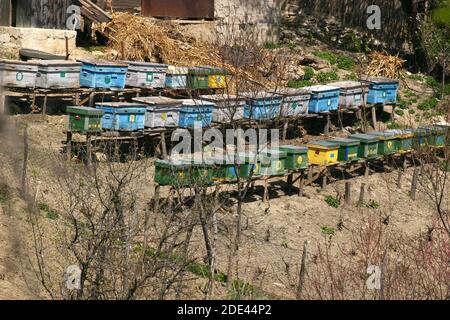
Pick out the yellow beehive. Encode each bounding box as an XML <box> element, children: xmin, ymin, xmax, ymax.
<box><xmin>307</xmin><ymin>141</ymin><xmax>340</xmax><ymax>166</ymax></box>
<box><xmin>208</xmin><ymin>74</ymin><xmax>228</xmax><ymax>89</ymax></box>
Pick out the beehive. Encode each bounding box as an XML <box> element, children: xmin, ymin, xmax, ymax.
<box><xmin>0</xmin><ymin>59</ymin><xmax>39</xmax><ymax>88</ymax></box>
<box><xmin>328</xmin><ymin>138</ymin><xmax>360</xmax><ymax>162</ymax></box>
<box><xmin>179</xmin><ymin>158</ymin><xmax>213</xmax><ymax>186</ymax></box>
<box><xmin>198</xmin><ymin>66</ymin><xmax>230</xmax><ymax>89</ymax></box>
<box><xmin>154</xmin><ymin>160</ymin><xmax>192</xmax><ymax>186</ymax></box>
<box><xmin>165</xmin><ymin>66</ymin><xmax>188</xmax><ymax>89</ymax></box>
<box><xmin>348</xmin><ymin>134</ymin><xmax>380</xmax><ymax>159</ymax></box>
<box><xmin>306</xmin><ymin>85</ymin><xmax>341</xmax><ymax>113</ymax></box>
<box><xmin>242</xmin><ymin>92</ymin><xmax>282</xmax><ymax>120</ymax></box>
<box><xmin>410</xmin><ymin>128</ymin><xmax>431</xmax><ymax>149</ymax></box>
<box><xmin>307</xmin><ymin>141</ymin><xmax>339</xmax><ymax>166</ymax></box>
<box><xmin>275</xmin><ymin>145</ymin><xmax>308</xmax><ymax>170</ymax></box>
<box><xmin>200</xmin><ymin>94</ymin><xmax>246</xmax><ymax>123</ymax></box>
<box><xmin>272</xmin><ymin>88</ymin><xmax>310</xmax><ymax>117</ymax></box>
<box><xmin>385</xmin><ymin>130</ymin><xmax>414</xmax><ymax>153</ymax></box>
<box><xmin>133</xmin><ymin>96</ymin><xmax>181</xmax><ymax>128</ymax></box>
<box><xmin>179</xmin><ymin>99</ymin><xmax>215</xmax><ymax>128</ymax></box>
<box><xmin>258</xmin><ymin>150</ymin><xmax>287</xmax><ymax>176</ymax></box>
<box><xmin>78</xmin><ymin>59</ymin><xmax>128</xmax><ymax>89</ymax></box>
<box><xmin>187</xmin><ymin>67</ymin><xmax>209</xmax><ymax>89</ymax></box>
<box><xmin>328</xmin><ymin>81</ymin><xmax>368</xmax><ymax>109</ymax></box>
<box><xmin>124</xmin><ymin>61</ymin><xmax>168</xmax><ymax>89</ymax></box>
<box><xmin>66</xmin><ymin>106</ymin><xmax>104</xmax><ymax>133</ymax></box>
<box><xmin>35</xmin><ymin>60</ymin><xmax>81</xmax><ymax>89</ymax></box>
<box><xmin>96</xmin><ymin>102</ymin><xmax>146</xmax><ymax>131</ymax></box>
<box><xmin>368</xmin><ymin>131</ymin><xmax>398</xmax><ymax>155</ymax></box>
<box><xmin>363</xmin><ymin>77</ymin><xmax>399</xmax><ymax>105</ymax></box>
<box><xmin>419</xmin><ymin>125</ymin><xmax>447</xmax><ymax>147</ymax></box>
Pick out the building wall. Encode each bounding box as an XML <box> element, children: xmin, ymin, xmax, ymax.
<box><xmin>214</xmin><ymin>0</ymin><xmax>281</xmax><ymax>45</ymax></box>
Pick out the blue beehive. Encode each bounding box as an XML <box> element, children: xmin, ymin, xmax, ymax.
<box><xmin>242</xmin><ymin>92</ymin><xmax>282</xmax><ymax>120</ymax></box>
<box><xmin>364</xmin><ymin>77</ymin><xmax>399</xmax><ymax>104</ymax></box>
<box><xmin>165</xmin><ymin>66</ymin><xmax>188</xmax><ymax>89</ymax></box>
<box><xmin>78</xmin><ymin>59</ymin><xmax>128</xmax><ymax>89</ymax></box>
<box><xmin>179</xmin><ymin>99</ymin><xmax>215</xmax><ymax>128</ymax></box>
<box><xmin>306</xmin><ymin>85</ymin><xmax>341</xmax><ymax>113</ymax></box>
<box><xmin>96</xmin><ymin>102</ymin><xmax>146</xmax><ymax>131</ymax></box>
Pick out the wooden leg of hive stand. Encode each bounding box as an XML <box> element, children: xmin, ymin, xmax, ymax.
<box><xmin>154</xmin><ymin>184</ymin><xmax>161</xmax><ymax>213</ymax></box>
<box><xmin>263</xmin><ymin>177</ymin><xmax>269</xmax><ymax>204</ymax></box>
<box><xmin>287</xmin><ymin>173</ymin><xmax>293</xmax><ymax>194</ymax></box>
<box><xmin>298</xmin><ymin>172</ymin><xmax>304</xmax><ymax>197</ymax></box>
<box><xmin>42</xmin><ymin>94</ymin><xmax>48</xmax><ymax>115</ymax></box>
<box><xmin>371</xmin><ymin>106</ymin><xmax>377</xmax><ymax>130</ymax></box>
<box><xmin>86</xmin><ymin>133</ymin><xmax>92</xmax><ymax>168</ymax></box>
<box><xmin>66</xmin><ymin>131</ymin><xmax>73</xmax><ymax>161</ymax></box>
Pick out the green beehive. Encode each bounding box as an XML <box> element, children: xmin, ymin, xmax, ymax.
<box><xmin>386</xmin><ymin>130</ymin><xmax>414</xmax><ymax>153</ymax></box>
<box><xmin>348</xmin><ymin>134</ymin><xmax>380</xmax><ymax>159</ymax></box>
<box><xmin>154</xmin><ymin>160</ymin><xmax>191</xmax><ymax>186</ymax></box>
<box><xmin>328</xmin><ymin>138</ymin><xmax>360</xmax><ymax>162</ymax></box>
<box><xmin>275</xmin><ymin>145</ymin><xmax>308</xmax><ymax>170</ymax></box>
<box><xmin>208</xmin><ymin>154</ymin><xmax>237</xmax><ymax>182</ymax></box>
<box><xmin>181</xmin><ymin>159</ymin><xmax>214</xmax><ymax>186</ymax></box>
<box><xmin>420</xmin><ymin>125</ymin><xmax>447</xmax><ymax>147</ymax></box>
<box><xmin>258</xmin><ymin>150</ymin><xmax>287</xmax><ymax>176</ymax></box>
<box><xmin>67</xmin><ymin>106</ymin><xmax>104</xmax><ymax>133</ymax></box>
<box><xmin>187</xmin><ymin>67</ymin><xmax>209</xmax><ymax>89</ymax></box>
<box><xmin>368</xmin><ymin>131</ymin><xmax>398</xmax><ymax>155</ymax></box>
<box><xmin>411</xmin><ymin>128</ymin><xmax>431</xmax><ymax>149</ymax></box>
<box><xmin>210</xmin><ymin>152</ymin><xmax>261</xmax><ymax>181</ymax></box>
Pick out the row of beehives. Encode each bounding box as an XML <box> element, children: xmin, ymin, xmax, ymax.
<box><xmin>66</xmin><ymin>78</ymin><xmax>400</xmax><ymax>133</ymax></box>
<box><xmin>154</xmin><ymin>125</ymin><xmax>448</xmax><ymax>186</ymax></box>
<box><xmin>0</xmin><ymin>59</ymin><xmax>228</xmax><ymax>90</ymax></box>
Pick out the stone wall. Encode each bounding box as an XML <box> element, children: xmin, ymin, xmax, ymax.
<box><xmin>214</xmin><ymin>0</ymin><xmax>281</xmax><ymax>45</ymax></box>
<box><xmin>0</xmin><ymin>27</ymin><xmax>77</xmax><ymax>55</ymax></box>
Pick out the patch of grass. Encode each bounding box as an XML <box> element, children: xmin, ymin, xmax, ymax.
<box><xmin>316</xmin><ymin>70</ymin><xmax>339</xmax><ymax>83</ymax></box>
<box><xmin>418</xmin><ymin>97</ymin><xmax>439</xmax><ymax>111</ymax></box>
<box><xmin>264</xmin><ymin>42</ymin><xmax>283</xmax><ymax>50</ymax></box>
<box><xmin>324</xmin><ymin>195</ymin><xmax>340</xmax><ymax>208</ymax></box>
<box><xmin>281</xmin><ymin>240</ymin><xmax>289</xmax><ymax>249</ymax></box>
<box><xmin>303</xmin><ymin>66</ymin><xmax>315</xmax><ymax>81</ymax></box>
<box><xmin>313</xmin><ymin>50</ymin><xmax>355</xmax><ymax>70</ymax></box>
<box><xmin>38</xmin><ymin>203</ymin><xmax>59</xmax><ymax>220</ymax></box>
<box><xmin>394</xmin><ymin>109</ymin><xmax>405</xmax><ymax>116</ymax></box>
<box><xmin>386</xmin><ymin>121</ymin><xmax>404</xmax><ymax>129</ymax></box>
<box><xmin>83</xmin><ymin>45</ymin><xmax>106</xmax><ymax>53</ymax></box>
<box><xmin>345</xmin><ymin>72</ymin><xmax>358</xmax><ymax>81</ymax></box>
<box><xmin>364</xmin><ymin>199</ymin><xmax>381</xmax><ymax>209</ymax></box>
<box><xmin>287</xmin><ymin>79</ymin><xmax>312</xmax><ymax>88</ymax></box>
<box><xmin>321</xmin><ymin>226</ymin><xmax>336</xmax><ymax>236</ymax></box>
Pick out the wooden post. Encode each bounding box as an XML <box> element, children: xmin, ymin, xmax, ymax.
<box><xmin>287</xmin><ymin>173</ymin><xmax>293</xmax><ymax>193</ymax></box>
<box><xmin>283</xmin><ymin>121</ymin><xmax>288</xmax><ymax>141</ymax></box>
<box><xmin>65</xmin><ymin>36</ymin><xmax>70</xmax><ymax>60</ymax></box>
<box><xmin>86</xmin><ymin>133</ymin><xmax>92</xmax><ymax>168</ymax></box>
<box><xmin>0</xmin><ymin>92</ymin><xmax>5</xmax><ymax>114</ymax></box>
<box><xmin>321</xmin><ymin>173</ymin><xmax>327</xmax><ymax>189</ymax></box>
<box><xmin>308</xmin><ymin>166</ymin><xmax>313</xmax><ymax>181</ymax></box>
<box><xmin>345</xmin><ymin>181</ymin><xmax>351</xmax><ymax>204</ymax></box>
<box><xmin>371</xmin><ymin>106</ymin><xmax>377</xmax><ymax>130</ymax></box>
<box><xmin>168</xmin><ymin>187</ymin><xmax>174</xmax><ymax>211</ymax></box>
<box><xmin>89</xmin><ymin>92</ymin><xmax>95</xmax><ymax>108</ymax></box>
<box><xmin>160</xmin><ymin>132</ymin><xmax>168</xmax><ymax>160</ymax></box>
<box><xmin>31</xmin><ymin>92</ymin><xmax>36</xmax><ymax>112</ymax></box>
<box><xmin>324</xmin><ymin>112</ymin><xmax>331</xmax><ymax>135</ymax></box>
<box><xmin>42</xmin><ymin>94</ymin><xmax>48</xmax><ymax>115</ymax></box>
<box><xmin>296</xmin><ymin>240</ymin><xmax>308</xmax><ymax>300</ymax></box>
<box><xmin>410</xmin><ymin>167</ymin><xmax>419</xmax><ymax>200</ymax></box>
<box><xmin>75</xmin><ymin>93</ymin><xmax>80</xmax><ymax>106</ymax></box>
<box><xmin>66</xmin><ymin>131</ymin><xmax>73</xmax><ymax>161</ymax></box>
<box><xmin>263</xmin><ymin>177</ymin><xmax>269</xmax><ymax>204</ymax></box>
<box><xmin>396</xmin><ymin>169</ymin><xmax>403</xmax><ymax>188</ymax></box>
<box><xmin>298</xmin><ymin>173</ymin><xmax>304</xmax><ymax>197</ymax></box>
<box><xmin>358</xmin><ymin>183</ymin><xmax>366</xmax><ymax>206</ymax></box>
<box><xmin>21</xmin><ymin>128</ymin><xmax>29</xmax><ymax>198</ymax></box>
<box><xmin>364</xmin><ymin>162</ymin><xmax>370</xmax><ymax>178</ymax></box>
<box><xmin>154</xmin><ymin>184</ymin><xmax>161</xmax><ymax>213</ymax></box>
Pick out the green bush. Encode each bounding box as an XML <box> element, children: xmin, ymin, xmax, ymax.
<box><xmin>38</xmin><ymin>203</ymin><xmax>59</xmax><ymax>220</ymax></box>
<box><xmin>316</xmin><ymin>71</ymin><xmax>339</xmax><ymax>83</ymax></box>
<box><xmin>324</xmin><ymin>195</ymin><xmax>340</xmax><ymax>208</ymax></box>
<box><xmin>364</xmin><ymin>199</ymin><xmax>381</xmax><ymax>209</ymax></box>
<box><xmin>287</xmin><ymin>79</ymin><xmax>312</xmax><ymax>88</ymax></box>
<box><xmin>337</xmin><ymin>55</ymin><xmax>355</xmax><ymax>70</ymax></box>
<box><xmin>418</xmin><ymin>97</ymin><xmax>439</xmax><ymax>111</ymax></box>
<box><xmin>264</xmin><ymin>42</ymin><xmax>283</xmax><ymax>49</ymax></box>
<box><xmin>303</xmin><ymin>66</ymin><xmax>315</xmax><ymax>80</ymax></box>
<box><xmin>394</xmin><ymin>109</ymin><xmax>405</xmax><ymax>116</ymax></box>
<box><xmin>314</xmin><ymin>50</ymin><xmax>355</xmax><ymax>70</ymax></box>
<box><xmin>321</xmin><ymin>226</ymin><xmax>336</xmax><ymax>236</ymax></box>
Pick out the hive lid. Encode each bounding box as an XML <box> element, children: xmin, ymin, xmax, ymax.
<box><xmin>199</xmin><ymin>94</ymin><xmax>245</xmax><ymax>103</ymax></box>
<box><xmin>77</xmin><ymin>59</ymin><xmax>128</xmax><ymax>67</ymax></box>
<box><xmin>419</xmin><ymin>125</ymin><xmax>447</xmax><ymax>134</ymax></box>
<box><xmin>259</xmin><ymin>149</ymin><xmax>288</xmax><ymax>159</ymax></box>
<box><xmin>132</xmin><ymin>96</ymin><xmax>181</xmax><ymax>106</ymax></box>
<box><xmin>182</xmin><ymin>99</ymin><xmax>216</xmax><ymax>107</ymax></box>
<box><xmin>368</xmin><ymin>131</ymin><xmax>397</xmax><ymax>140</ymax></box>
<box><xmin>155</xmin><ymin>159</ymin><xmax>191</xmax><ymax>169</ymax></box>
<box><xmin>307</xmin><ymin>140</ymin><xmax>340</xmax><ymax>149</ymax></box>
<box><xmin>305</xmin><ymin>85</ymin><xmax>341</xmax><ymax>93</ymax></box>
<box><xmin>328</xmin><ymin>81</ymin><xmax>368</xmax><ymax>90</ymax></box>
<box><xmin>385</xmin><ymin>129</ymin><xmax>413</xmax><ymax>138</ymax></box>
<box><xmin>0</xmin><ymin>59</ymin><xmax>40</xmax><ymax>66</ymax></box>
<box><xmin>123</xmin><ymin>60</ymin><xmax>168</xmax><ymax>68</ymax></box>
<box><xmin>348</xmin><ymin>134</ymin><xmax>380</xmax><ymax>143</ymax></box>
<box><xmin>33</xmin><ymin>60</ymin><xmax>82</xmax><ymax>67</ymax></box>
<box><xmin>66</xmin><ymin>106</ymin><xmax>104</xmax><ymax>116</ymax></box>
<box><xmin>270</xmin><ymin>88</ymin><xmax>311</xmax><ymax>97</ymax></box>
<box><xmin>96</xmin><ymin>102</ymin><xmax>147</xmax><ymax>108</ymax></box>
<box><xmin>276</xmin><ymin>145</ymin><xmax>308</xmax><ymax>153</ymax></box>
<box><xmin>196</xmin><ymin>65</ymin><xmax>230</xmax><ymax>75</ymax></box>
<box><xmin>167</xmin><ymin>65</ymin><xmax>189</xmax><ymax>74</ymax></box>
<box><xmin>240</xmin><ymin>91</ymin><xmax>281</xmax><ymax>100</ymax></box>
<box><xmin>361</xmin><ymin>76</ymin><xmax>400</xmax><ymax>85</ymax></box>
<box><xmin>328</xmin><ymin>138</ymin><xmax>360</xmax><ymax>146</ymax></box>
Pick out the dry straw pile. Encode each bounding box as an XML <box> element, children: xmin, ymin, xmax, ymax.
<box><xmin>367</xmin><ymin>52</ymin><xmax>405</xmax><ymax>78</ymax></box>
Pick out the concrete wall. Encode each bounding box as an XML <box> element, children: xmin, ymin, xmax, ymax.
<box><xmin>0</xmin><ymin>27</ymin><xmax>77</xmax><ymax>55</ymax></box>
<box><xmin>214</xmin><ymin>0</ymin><xmax>281</xmax><ymax>45</ymax></box>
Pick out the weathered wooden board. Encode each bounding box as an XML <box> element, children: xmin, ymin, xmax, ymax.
<box><xmin>0</xmin><ymin>0</ymin><xmax>11</xmax><ymax>26</ymax></box>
